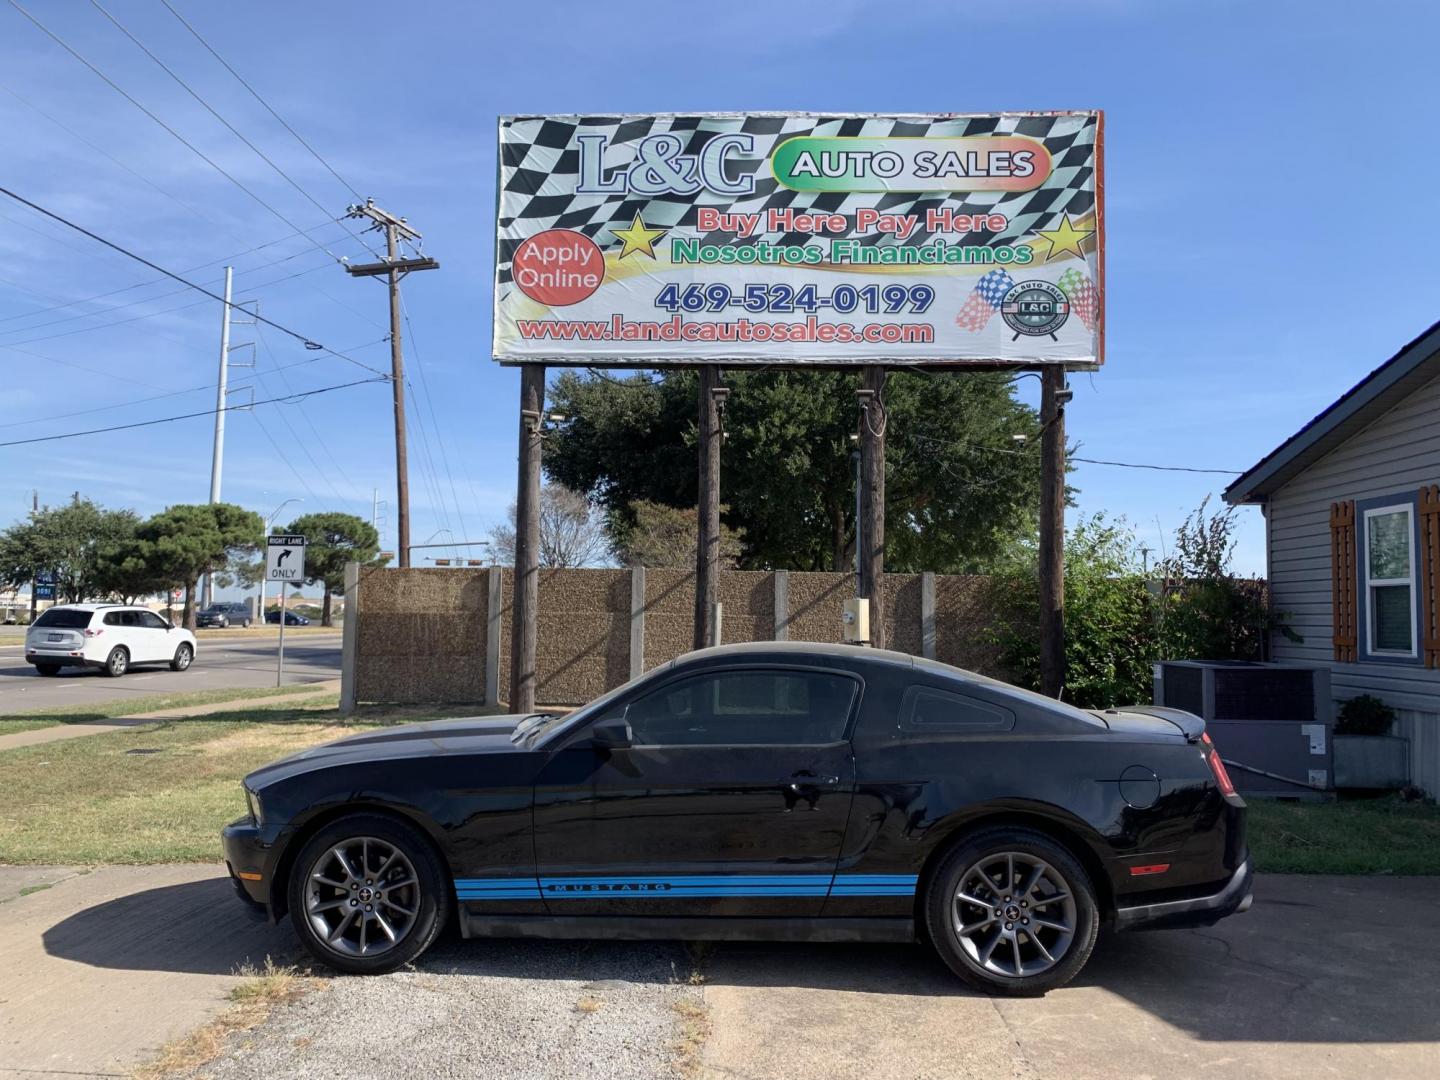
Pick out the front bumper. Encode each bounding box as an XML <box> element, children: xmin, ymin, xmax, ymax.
<box><xmin>222</xmin><ymin>815</ymin><xmax>279</xmax><ymax>917</ymax></box>
<box><xmin>1113</xmin><ymin>857</ymin><xmax>1254</xmax><ymax>931</ymax></box>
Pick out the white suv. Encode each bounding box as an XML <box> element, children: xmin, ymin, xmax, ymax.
<box><xmin>26</xmin><ymin>603</ymin><xmax>198</xmax><ymax>678</ymax></box>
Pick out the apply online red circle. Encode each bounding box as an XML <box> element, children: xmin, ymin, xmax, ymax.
<box><xmin>511</xmin><ymin>229</ymin><xmax>604</xmax><ymax>306</ymax></box>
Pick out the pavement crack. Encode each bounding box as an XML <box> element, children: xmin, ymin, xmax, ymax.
<box><xmin>987</xmin><ymin>994</ymin><xmax>1041</xmax><ymax>1080</ymax></box>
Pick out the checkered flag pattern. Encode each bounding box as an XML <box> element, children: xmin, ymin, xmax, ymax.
<box><xmin>496</xmin><ymin>113</ymin><xmax>1099</xmax><ymax>292</ymax></box>
<box><xmin>955</xmin><ymin>269</ymin><xmax>1016</xmax><ymax>332</ymax></box>
<box><xmin>1057</xmin><ymin>268</ymin><xmax>1099</xmax><ymax>330</ymax></box>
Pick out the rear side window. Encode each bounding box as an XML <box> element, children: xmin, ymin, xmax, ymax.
<box><xmin>34</xmin><ymin>609</ymin><xmax>92</xmax><ymax>629</ymax></box>
<box><xmin>900</xmin><ymin>685</ymin><xmax>1015</xmax><ymax>733</ymax></box>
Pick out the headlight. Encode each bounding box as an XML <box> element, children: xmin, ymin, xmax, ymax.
<box><xmin>245</xmin><ymin>787</ymin><xmax>262</xmax><ymax>824</ymax></box>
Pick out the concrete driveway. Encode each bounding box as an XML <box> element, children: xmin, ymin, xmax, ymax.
<box><xmin>0</xmin><ymin>633</ymin><xmax>341</xmax><ymax>715</ymax></box>
<box><xmin>2</xmin><ymin>870</ymin><xmax>1436</xmax><ymax>1079</ymax></box>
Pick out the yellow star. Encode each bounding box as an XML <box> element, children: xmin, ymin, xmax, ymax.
<box><xmin>1028</xmin><ymin>214</ymin><xmax>1094</xmax><ymax>262</ymax></box>
<box><xmin>610</xmin><ymin>212</ymin><xmax>666</xmax><ymax>260</ymax></box>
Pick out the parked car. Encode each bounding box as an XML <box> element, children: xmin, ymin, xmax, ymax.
<box><xmin>26</xmin><ymin>603</ymin><xmax>197</xmax><ymax>677</ymax></box>
<box><xmin>197</xmin><ymin>602</ymin><xmax>253</xmax><ymax>629</ymax></box>
<box><xmin>264</xmin><ymin>610</ymin><xmax>310</xmax><ymax>626</ymax></box>
<box><xmin>223</xmin><ymin>642</ymin><xmax>1251</xmax><ymax>994</ymax></box>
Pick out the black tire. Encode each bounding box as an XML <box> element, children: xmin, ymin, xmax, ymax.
<box><xmin>287</xmin><ymin>813</ymin><xmax>449</xmax><ymax>975</ymax></box>
<box><xmin>924</xmin><ymin>827</ymin><xmax>1099</xmax><ymax>996</ymax></box>
<box><xmin>240</xmin><ymin>619</ymin><xmax>251</xmax><ymax>629</ymax></box>
<box><xmin>170</xmin><ymin>643</ymin><xmax>194</xmax><ymax>672</ymax></box>
<box><xmin>34</xmin><ymin>663</ymin><xmax>61</xmax><ymax>677</ymax></box>
<box><xmin>103</xmin><ymin>646</ymin><xmax>129</xmax><ymax>678</ymax></box>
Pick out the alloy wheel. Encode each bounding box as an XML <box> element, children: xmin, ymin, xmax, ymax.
<box><xmin>304</xmin><ymin>837</ymin><xmax>421</xmax><ymax>958</ymax></box>
<box><xmin>952</xmin><ymin>851</ymin><xmax>1077</xmax><ymax>979</ymax></box>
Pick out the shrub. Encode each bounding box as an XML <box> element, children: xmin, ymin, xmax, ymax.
<box><xmin>1336</xmin><ymin>694</ymin><xmax>1395</xmax><ymax>737</ymax></box>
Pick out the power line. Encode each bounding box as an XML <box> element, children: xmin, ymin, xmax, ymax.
<box><xmin>0</xmin><ymin>377</ymin><xmax>386</xmax><ymax>448</ymax></box>
<box><xmin>400</xmin><ymin>293</ymin><xmax>472</xmax><ymax>552</ymax></box>
<box><xmin>85</xmin><ymin>0</ymin><xmax>381</xmax><ymax>263</ymax></box>
<box><xmin>1071</xmin><ymin>455</ymin><xmax>1239</xmax><ymax>476</ymax></box>
<box><xmin>158</xmin><ymin>0</ymin><xmax>365</xmax><ymax>203</ymax></box>
<box><xmin>0</xmin><ymin>185</ymin><xmax>388</xmax><ymax>377</ymax></box>
<box><xmin>6</xmin><ymin>0</ymin><xmax>344</xmax><ymax>264</ymax></box>
<box><xmin>0</xmin><ymin>337</ymin><xmax>388</xmax><ymax>430</ymax></box>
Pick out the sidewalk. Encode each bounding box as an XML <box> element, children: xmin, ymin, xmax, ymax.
<box><xmin>0</xmin><ymin>680</ymin><xmax>340</xmax><ymax>753</ymax></box>
<box><xmin>0</xmin><ymin>864</ymin><xmax>294</xmax><ymax>1078</ymax></box>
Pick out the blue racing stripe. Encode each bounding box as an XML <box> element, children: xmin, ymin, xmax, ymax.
<box><xmin>454</xmin><ymin>871</ymin><xmax>920</xmax><ymax>901</ymax></box>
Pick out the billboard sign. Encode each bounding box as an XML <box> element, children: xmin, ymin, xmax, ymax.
<box><xmin>494</xmin><ymin>112</ymin><xmax>1103</xmax><ymax>368</ymax></box>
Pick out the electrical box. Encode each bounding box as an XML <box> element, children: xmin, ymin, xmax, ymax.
<box><xmin>842</xmin><ymin>598</ymin><xmax>870</xmax><ymax>644</ymax></box>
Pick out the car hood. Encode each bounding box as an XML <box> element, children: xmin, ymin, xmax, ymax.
<box><xmin>244</xmin><ymin>713</ymin><xmax>540</xmax><ymax>789</ymax></box>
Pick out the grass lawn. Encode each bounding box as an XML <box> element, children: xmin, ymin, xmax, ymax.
<box><xmin>0</xmin><ymin>685</ymin><xmax>336</xmax><ymax>736</ymax></box>
<box><xmin>0</xmin><ymin>701</ymin><xmax>483</xmax><ymax>863</ymax></box>
<box><xmin>1247</xmin><ymin>794</ymin><xmax>1440</xmax><ymax>875</ymax></box>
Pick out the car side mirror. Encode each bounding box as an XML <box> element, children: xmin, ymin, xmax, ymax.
<box><xmin>591</xmin><ymin>717</ymin><xmax>632</xmax><ymax>749</ymax></box>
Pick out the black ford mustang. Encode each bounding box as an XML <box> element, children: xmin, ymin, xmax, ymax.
<box><xmin>223</xmin><ymin>642</ymin><xmax>1252</xmax><ymax>995</ymax></box>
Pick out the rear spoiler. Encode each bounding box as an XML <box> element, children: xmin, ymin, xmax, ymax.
<box><xmin>1117</xmin><ymin>706</ymin><xmax>1206</xmax><ymax>743</ymax></box>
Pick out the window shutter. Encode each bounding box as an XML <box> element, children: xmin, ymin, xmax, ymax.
<box><xmin>1330</xmin><ymin>500</ymin><xmax>1357</xmax><ymax>663</ymax></box>
<box><xmin>1421</xmin><ymin>485</ymin><xmax>1440</xmax><ymax>669</ymax></box>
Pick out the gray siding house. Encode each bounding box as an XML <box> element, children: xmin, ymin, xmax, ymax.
<box><xmin>1225</xmin><ymin>322</ymin><xmax>1440</xmax><ymax>797</ymax></box>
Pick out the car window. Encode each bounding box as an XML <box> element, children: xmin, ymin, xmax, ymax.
<box><xmin>899</xmin><ymin>685</ymin><xmax>1015</xmax><ymax>733</ymax></box>
<box><xmin>103</xmin><ymin>612</ymin><xmax>122</xmax><ymax>626</ymax></box>
<box><xmin>616</xmin><ymin>669</ymin><xmax>857</xmax><ymax>747</ymax></box>
<box><xmin>137</xmin><ymin>611</ymin><xmax>169</xmax><ymax>630</ymax></box>
<box><xmin>117</xmin><ymin>610</ymin><xmax>138</xmax><ymax>627</ymax></box>
<box><xmin>34</xmin><ymin>609</ymin><xmax>92</xmax><ymax>629</ymax></box>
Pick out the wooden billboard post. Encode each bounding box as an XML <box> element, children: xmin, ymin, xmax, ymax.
<box><xmin>510</xmin><ymin>365</ymin><xmax>546</xmax><ymax>712</ymax></box>
<box><xmin>856</xmin><ymin>366</ymin><xmax>888</xmax><ymax>649</ymax></box>
<box><xmin>694</xmin><ymin>366</ymin><xmax>727</xmax><ymax>649</ymax></box>
<box><xmin>1038</xmin><ymin>366</ymin><xmax>1069</xmax><ymax>698</ymax></box>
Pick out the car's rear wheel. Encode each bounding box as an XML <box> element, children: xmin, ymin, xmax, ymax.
<box><xmin>34</xmin><ymin>663</ymin><xmax>60</xmax><ymax>677</ymax></box>
<box><xmin>288</xmin><ymin>813</ymin><xmax>448</xmax><ymax>975</ymax></box>
<box><xmin>925</xmin><ymin>827</ymin><xmax>1099</xmax><ymax>996</ymax></box>
<box><xmin>103</xmin><ymin>647</ymin><xmax>129</xmax><ymax>678</ymax></box>
<box><xmin>170</xmin><ymin>643</ymin><xmax>193</xmax><ymax>672</ymax></box>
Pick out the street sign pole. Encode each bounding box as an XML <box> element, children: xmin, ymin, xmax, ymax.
<box><xmin>277</xmin><ymin>584</ymin><xmax>287</xmax><ymax>687</ymax></box>
<box><xmin>266</xmin><ymin>535</ymin><xmax>307</xmax><ymax>688</ymax></box>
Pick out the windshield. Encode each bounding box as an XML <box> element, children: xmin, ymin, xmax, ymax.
<box><xmin>33</xmin><ymin>608</ymin><xmax>91</xmax><ymax>629</ymax></box>
<box><xmin>511</xmin><ymin>661</ymin><xmax>674</xmax><ymax>748</ymax></box>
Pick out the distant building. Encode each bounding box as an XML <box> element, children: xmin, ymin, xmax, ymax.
<box><xmin>1226</xmin><ymin>321</ymin><xmax>1440</xmax><ymax>796</ymax></box>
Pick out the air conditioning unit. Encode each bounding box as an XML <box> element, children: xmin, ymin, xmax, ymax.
<box><xmin>1153</xmin><ymin>661</ymin><xmax>1333</xmax><ymax>797</ymax></box>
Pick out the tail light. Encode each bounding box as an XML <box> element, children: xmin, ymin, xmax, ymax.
<box><xmin>83</xmin><ymin>628</ymin><xmax>104</xmax><ymax>638</ymax></box>
<box><xmin>1201</xmin><ymin>732</ymin><xmax>1236</xmax><ymax>797</ymax></box>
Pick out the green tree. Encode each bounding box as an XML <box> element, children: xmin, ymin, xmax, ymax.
<box><xmin>0</xmin><ymin>496</ymin><xmax>139</xmax><ymax>604</ymax></box>
<box><xmin>284</xmin><ymin>512</ymin><xmax>380</xmax><ymax>627</ymax></box>
<box><xmin>611</xmin><ymin>499</ymin><xmax>745</xmax><ymax>568</ymax></box>
<box><xmin>131</xmin><ymin>503</ymin><xmax>264</xmax><ymax>630</ymax></box>
<box><xmin>544</xmin><ymin>368</ymin><xmax>1041</xmax><ymax>573</ymax></box>
<box><xmin>987</xmin><ymin>514</ymin><xmax>1156</xmax><ymax>709</ymax></box>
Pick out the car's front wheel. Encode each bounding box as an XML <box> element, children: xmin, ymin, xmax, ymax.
<box><xmin>103</xmin><ymin>647</ymin><xmax>129</xmax><ymax>678</ymax></box>
<box><xmin>925</xmin><ymin>827</ymin><xmax>1099</xmax><ymax>996</ymax></box>
<box><xmin>288</xmin><ymin>813</ymin><xmax>449</xmax><ymax>975</ymax></box>
<box><xmin>170</xmin><ymin>643</ymin><xmax>193</xmax><ymax>672</ymax></box>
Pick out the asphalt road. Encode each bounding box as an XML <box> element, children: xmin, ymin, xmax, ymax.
<box><xmin>0</xmin><ymin>632</ymin><xmax>342</xmax><ymax>716</ymax></box>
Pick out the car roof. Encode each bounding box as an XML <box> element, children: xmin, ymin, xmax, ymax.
<box><xmin>44</xmin><ymin>602</ymin><xmax>131</xmax><ymax>612</ymax></box>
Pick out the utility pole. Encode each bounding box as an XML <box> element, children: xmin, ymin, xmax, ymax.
<box><xmin>1039</xmin><ymin>367</ymin><xmax>1070</xmax><ymax>698</ymax></box>
<box><xmin>510</xmin><ymin>366</ymin><xmax>545</xmax><ymax>711</ymax></box>
<box><xmin>856</xmin><ymin>366</ymin><xmax>887</xmax><ymax>649</ymax></box>
<box><xmin>345</xmin><ymin>200</ymin><xmax>440</xmax><ymax>569</ymax></box>
<box><xmin>694</xmin><ymin>367</ymin><xmax>727</xmax><ymax>649</ymax></box>
<box><xmin>203</xmin><ymin>266</ymin><xmax>234</xmax><ymax>609</ymax></box>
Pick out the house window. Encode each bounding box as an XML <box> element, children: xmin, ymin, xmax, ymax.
<box><xmin>1363</xmin><ymin>504</ymin><xmax>1416</xmax><ymax>656</ymax></box>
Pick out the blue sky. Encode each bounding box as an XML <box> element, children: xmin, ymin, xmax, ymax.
<box><xmin>2</xmin><ymin>0</ymin><xmax>1435</xmax><ymax>577</ymax></box>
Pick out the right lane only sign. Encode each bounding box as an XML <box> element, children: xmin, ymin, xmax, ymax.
<box><xmin>266</xmin><ymin>535</ymin><xmax>306</xmax><ymax>583</ymax></box>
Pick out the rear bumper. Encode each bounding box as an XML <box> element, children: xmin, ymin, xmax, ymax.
<box><xmin>26</xmin><ymin>648</ymin><xmax>102</xmax><ymax>669</ymax></box>
<box><xmin>1113</xmin><ymin>857</ymin><xmax>1254</xmax><ymax>931</ymax></box>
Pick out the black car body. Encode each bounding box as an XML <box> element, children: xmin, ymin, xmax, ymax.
<box><xmin>223</xmin><ymin>642</ymin><xmax>1251</xmax><ymax>993</ymax></box>
<box><xmin>264</xmin><ymin>610</ymin><xmax>310</xmax><ymax>625</ymax></box>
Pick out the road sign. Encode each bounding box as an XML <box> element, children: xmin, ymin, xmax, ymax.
<box><xmin>35</xmin><ymin>570</ymin><xmax>55</xmax><ymax>585</ymax></box>
<box><xmin>266</xmin><ymin>535</ymin><xmax>306</xmax><ymax>583</ymax></box>
<box><xmin>34</xmin><ymin>584</ymin><xmax>54</xmax><ymax>600</ymax></box>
